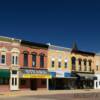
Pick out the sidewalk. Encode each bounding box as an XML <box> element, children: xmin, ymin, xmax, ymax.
<box><xmin>1</xmin><ymin>89</ymin><xmax>100</xmax><ymax>98</ymax></box>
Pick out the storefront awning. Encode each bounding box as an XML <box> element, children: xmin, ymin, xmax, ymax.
<box><xmin>0</xmin><ymin>69</ymin><xmax>10</xmax><ymax>78</ymax></box>
<box><xmin>77</xmin><ymin>73</ymin><xmax>96</xmax><ymax>80</ymax></box>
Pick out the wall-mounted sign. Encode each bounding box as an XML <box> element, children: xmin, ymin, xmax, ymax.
<box><xmin>56</xmin><ymin>70</ymin><xmax>64</xmax><ymax>77</ymax></box>
<box><xmin>19</xmin><ymin>68</ymin><xmax>51</xmax><ymax>79</ymax></box>
<box><xmin>23</xmin><ymin>74</ymin><xmax>51</xmax><ymax>79</ymax></box>
<box><xmin>20</xmin><ymin>69</ymin><xmax>49</xmax><ymax>74</ymax></box>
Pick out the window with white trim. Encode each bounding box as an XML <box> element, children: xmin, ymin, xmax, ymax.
<box><xmin>1</xmin><ymin>54</ymin><xmax>6</xmax><ymax>64</ymax></box>
<box><xmin>12</xmin><ymin>55</ymin><xmax>18</xmax><ymax>65</ymax></box>
<box><xmin>65</xmin><ymin>59</ymin><xmax>68</xmax><ymax>68</ymax></box>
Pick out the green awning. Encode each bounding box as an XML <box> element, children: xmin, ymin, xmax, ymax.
<box><xmin>0</xmin><ymin>69</ymin><xmax>10</xmax><ymax>78</ymax></box>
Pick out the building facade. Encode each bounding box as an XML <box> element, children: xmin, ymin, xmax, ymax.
<box><xmin>19</xmin><ymin>40</ymin><xmax>51</xmax><ymax>90</ymax></box>
<box><xmin>71</xmin><ymin>49</ymin><xmax>96</xmax><ymax>89</ymax></box>
<box><xmin>0</xmin><ymin>36</ymin><xmax>20</xmax><ymax>91</ymax></box>
<box><xmin>47</xmin><ymin>45</ymin><xmax>74</xmax><ymax>90</ymax></box>
<box><xmin>94</xmin><ymin>53</ymin><xmax>100</xmax><ymax>89</ymax></box>
<box><xmin>0</xmin><ymin>36</ymin><xmax>100</xmax><ymax>91</ymax></box>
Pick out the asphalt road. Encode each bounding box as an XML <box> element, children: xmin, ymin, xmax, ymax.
<box><xmin>1</xmin><ymin>92</ymin><xmax>100</xmax><ymax>100</ymax></box>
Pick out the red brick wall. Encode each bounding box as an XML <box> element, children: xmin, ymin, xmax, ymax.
<box><xmin>19</xmin><ymin>46</ymin><xmax>48</xmax><ymax>69</ymax></box>
<box><xmin>0</xmin><ymin>42</ymin><xmax>20</xmax><ymax>68</ymax></box>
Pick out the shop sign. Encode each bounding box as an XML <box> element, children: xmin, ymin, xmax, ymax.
<box><xmin>20</xmin><ymin>69</ymin><xmax>51</xmax><ymax>78</ymax></box>
<box><xmin>21</xmin><ymin>69</ymin><xmax>49</xmax><ymax>74</ymax></box>
<box><xmin>23</xmin><ymin>74</ymin><xmax>51</xmax><ymax>79</ymax></box>
<box><xmin>56</xmin><ymin>70</ymin><xmax>64</xmax><ymax>77</ymax></box>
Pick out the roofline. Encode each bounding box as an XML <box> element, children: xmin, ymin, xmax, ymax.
<box><xmin>71</xmin><ymin>49</ymin><xmax>95</xmax><ymax>56</ymax></box>
<box><xmin>21</xmin><ymin>40</ymin><xmax>48</xmax><ymax>48</ymax></box>
<box><xmin>48</xmin><ymin>44</ymin><xmax>72</xmax><ymax>51</ymax></box>
<box><xmin>0</xmin><ymin>36</ymin><xmax>21</xmax><ymax>42</ymax></box>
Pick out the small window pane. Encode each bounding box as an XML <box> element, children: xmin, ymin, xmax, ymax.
<box><xmin>15</xmin><ymin>78</ymin><xmax>17</xmax><ymax>85</ymax></box>
<box><xmin>12</xmin><ymin>70</ymin><xmax>17</xmax><ymax>74</ymax></box>
<box><xmin>52</xmin><ymin>61</ymin><xmax>55</xmax><ymax>67</ymax></box>
<box><xmin>58</xmin><ymin>62</ymin><xmax>61</xmax><ymax>68</ymax></box>
<box><xmin>12</xmin><ymin>78</ymin><xmax>14</xmax><ymax>85</ymax></box>
<box><xmin>65</xmin><ymin>62</ymin><xmax>67</xmax><ymax>68</ymax></box>
<box><xmin>1</xmin><ymin>55</ymin><xmax>6</xmax><ymax>64</ymax></box>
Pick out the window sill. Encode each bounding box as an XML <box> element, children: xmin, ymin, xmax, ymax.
<box><xmin>0</xmin><ymin>63</ymin><xmax>7</xmax><ymax>66</ymax></box>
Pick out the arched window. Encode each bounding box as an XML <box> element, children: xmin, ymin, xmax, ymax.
<box><xmin>83</xmin><ymin>59</ymin><xmax>87</xmax><ymax>71</ymax></box>
<box><xmin>23</xmin><ymin>51</ymin><xmax>29</xmax><ymax>66</ymax></box>
<box><xmin>88</xmin><ymin>60</ymin><xmax>92</xmax><ymax>71</ymax></box>
<box><xmin>78</xmin><ymin>58</ymin><xmax>82</xmax><ymax>71</ymax></box>
<box><xmin>31</xmin><ymin>52</ymin><xmax>37</xmax><ymax>67</ymax></box>
<box><xmin>71</xmin><ymin>57</ymin><xmax>76</xmax><ymax>70</ymax></box>
<box><xmin>51</xmin><ymin>57</ymin><xmax>55</xmax><ymax>68</ymax></box>
<box><xmin>11</xmin><ymin>48</ymin><xmax>20</xmax><ymax>65</ymax></box>
<box><xmin>1</xmin><ymin>47</ymin><xmax>7</xmax><ymax>64</ymax></box>
<box><xmin>40</xmin><ymin>53</ymin><xmax>45</xmax><ymax>68</ymax></box>
<box><xmin>64</xmin><ymin>59</ymin><xmax>68</xmax><ymax>68</ymax></box>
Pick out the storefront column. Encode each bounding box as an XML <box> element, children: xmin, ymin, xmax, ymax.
<box><xmin>46</xmin><ymin>79</ymin><xmax>49</xmax><ymax>90</ymax></box>
<box><xmin>94</xmin><ymin>80</ymin><xmax>97</xmax><ymax>89</ymax></box>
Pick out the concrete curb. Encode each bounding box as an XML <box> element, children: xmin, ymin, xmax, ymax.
<box><xmin>0</xmin><ymin>89</ymin><xmax>100</xmax><ymax>98</ymax></box>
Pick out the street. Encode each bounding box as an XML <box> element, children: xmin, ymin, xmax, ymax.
<box><xmin>1</xmin><ymin>92</ymin><xmax>100</xmax><ymax>100</ymax></box>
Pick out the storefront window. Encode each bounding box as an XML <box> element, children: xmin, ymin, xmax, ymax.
<box><xmin>0</xmin><ymin>78</ymin><xmax>9</xmax><ymax>85</ymax></box>
<box><xmin>20</xmin><ymin>79</ymin><xmax>26</xmax><ymax>85</ymax></box>
<box><xmin>41</xmin><ymin>80</ymin><xmax>46</xmax><ymax>85</ymax></box>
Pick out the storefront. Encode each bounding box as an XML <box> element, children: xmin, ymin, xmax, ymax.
<box><xmin>0</xmin><ymin>69</ymin><xmax>10</xmax><ymax>91</ymax></box>
<box><xmin>48</xmin><ymin>70</ymin><xmax>73</xmax><ymax>90</ymax></box>
<box><xmin>72</xmin><ymin>72</ymin><xmax>96</xmax><ymax>89</ymax></box>
<box><xmin>19</xmin><ymin>68</ymin><xmax>51</xmax><ymax>90</ymax></box>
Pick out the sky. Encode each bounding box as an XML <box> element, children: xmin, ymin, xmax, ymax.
<box><xmin>0</xmin><ymin>0</ymin><xmax>100</xmax><ymax>52</ymax></box>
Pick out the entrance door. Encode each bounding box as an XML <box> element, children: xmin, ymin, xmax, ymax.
<box><xmin>10</xmin><ymin>70</ymin><xmax>19</xmax><ymax>90</ymax></box>
<box><xmin>30</xmin><ymin>79</ymin><xmax>37</xmax><ymax>90</ymax></box>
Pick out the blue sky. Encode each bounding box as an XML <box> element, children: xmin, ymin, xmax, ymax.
<box><xmin>0</xmin><ymin>0</ymin><xmax>100</xmax><ymax>52</ymax></box>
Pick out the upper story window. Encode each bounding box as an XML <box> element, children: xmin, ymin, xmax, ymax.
<box><xmin>58</xmin><ymin>58</ymin><xmax>62</xmax><ymax>68</ymax></box>
<box><xmin>96</xmin><ymin>65</ymin><xmax>99</xmax><ymax>71</ymax></box>
<box><xmin>71</xmin><ymin>57</ymin><xmax>76</xmax><ymax>70</ymax></box>
<box><xmin>88</xmin><ymin>60</ymin><xmax>92</xmax><ymax>66</ymax></box>
<box><xmin>12</xmin><ymin>55</ymin><xmax>18</xmax><ymax>65</ymax></box>
<box><xmin>83</xmin><ymin>59</ymin><xmax>87</xmax><ymax>71</ymax></box>
<box><xmin>64</xmin><ymin>59</ymin><xmax>68</xmax><ymax>68</ymax></box>
<box><xmin>11</xmin><ymin>48</ymin><xmax>20</xmax><ymax>66</ymax></box>
<box><xmin>51</xmin><ymin>57</ymin><xmax>55</xmax><ymax>68</ymax></box>
<box><xmin>1</xmin><ymin>47</ymin><xmax>7</xmax><ymax>65</ymax></box>
<box><xmin>78</xmin><ymin>58</ymin><xmax>82</xmax><ymax>71</ymax></box>
<box><xmin>40</xmin><ymin>53</ymin><xmax>45</xmax><ymax>68</ymax></box>
<box><xmin>58</xmin><ymin>61</ymin><xmax>61</xmax><ymax>68</ymax></box>
<box><xmin>51</xmin><ymin>61</ymin><xmax>55</xmax><ymax>67</ymax></box>
<box><xmin>23</xmin><ymin>51</ymin><xmax>28</xmax><ymax>66</ymax></box>
<box><xmin>1</xmin><ymin>54</ymin><xmax>6</xmax><ymax>64</ymax></box>
<box><xmin>88</xmin><ymin>60</ymin><xmax>92</xmax><ymax>71</ymax></box>
<box><xmin>32</xmin><ymin>53</ymin><xmax>37</xmax><ymax>67</ymax></box>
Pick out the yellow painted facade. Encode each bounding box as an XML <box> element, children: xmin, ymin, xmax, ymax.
<box><xmin>71</xmin><ymin>52</ymin><xmax>95</xmax><ymax>72</ymax></box>
<box><xmin>47</xmin><ymin>46</ymin><xmax>71</xmax><ymax>72</ymax></box>
<box><xmin>94</xmin><ymin>54</ymin><xmax>100</xmax><ymax>73</ymax></box>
